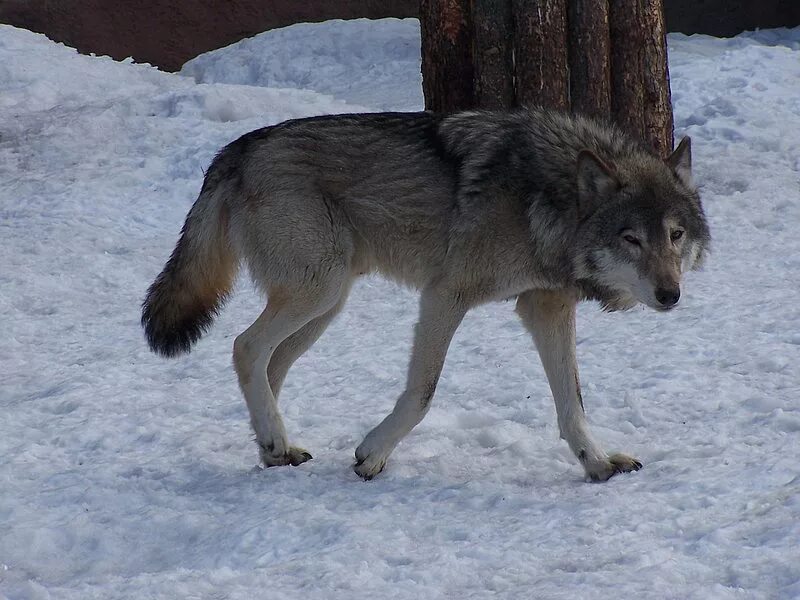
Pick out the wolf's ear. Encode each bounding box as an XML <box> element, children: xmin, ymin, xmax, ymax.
<box><xmin>666</xmin><ymin>136</ymin><xmax>692</xmax><ymax>184</ymax></box>
<box><xmin>576</xmin><ymin>150</ymin><xmax>620</xmax><ymax>218</ymax></box>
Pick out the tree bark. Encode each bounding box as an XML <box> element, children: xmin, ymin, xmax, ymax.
<box><xmin>420</xmin><ymin>0</ymin><xmax>673</xmax><ymax>156</ymax></box>
<box><xmin>420</xmin><ymin>0</ymin><xmax>476</xmax><ymax>112</ymax></box>
<box><xmin>512</xmin><ymin>0</ymin><xmax>569</xmax><ymax>110</ymax></box>
<box><xmin>609</xmin><ymin>0</ymin><xmax>673</xmax><ymax>155</ymax></box>
<box><xmin>471</xmin><ymin>0</ymin><xmax>514</xmax><ymax>109</ymax></box>
<box><xmin>568</xmin><ymin>0</ymin><xmax>611</xmax><ymax>120</ymax></box>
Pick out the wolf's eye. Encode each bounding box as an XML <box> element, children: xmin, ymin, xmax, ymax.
<box><xmin>623</xmin><ymin>234</ymin><xmax>641</xmax><ymax>246</ymax></box>
<box><xmin>671</xmin><ymin>229</ymin><xmax>684</xmax><ymax>242</ymax></box>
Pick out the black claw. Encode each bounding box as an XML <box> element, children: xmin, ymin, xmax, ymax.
<box><xmin>353</xmin><ymin>462</ymin><xmax>372</xmax><ymax>481</ymax></box>
<box><xmin>353</xmin><ymin>458</ymin><xmax>384</xmax><ymax>481</ymax></box>
<box><xmin>612</xmin><ymin>460</ymin><xmax>642</xmax><ymax>474</ymax></box>
<box><xmin>289</xmin><ymin>452</ymin><xmax>313</xmax><ymax>466</ymax></box>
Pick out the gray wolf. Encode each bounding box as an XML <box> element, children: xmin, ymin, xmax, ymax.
<box><xmin>142</xmin><ymin>108</ymin><xmax>709</xmax><ymax>482</ymax></box>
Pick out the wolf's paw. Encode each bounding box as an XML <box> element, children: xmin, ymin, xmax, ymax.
<box><xmin>353</xmin><ymin>454</ymin><xmax>387</xmax><ymax>480</ymax></box>
<box><xmin>259</xmin><ymin>443</ymin><xmax>313</xmax><ymax>468</ymax></box>
<box><xmin>584</xmin><ymin>453</ymin><xmax>642</xmax><ymax>482</ymax></box>
<box><xmin>353</xmin><ymin>442</ymin><xmax>389</xmax><ymax>480</ymax></box>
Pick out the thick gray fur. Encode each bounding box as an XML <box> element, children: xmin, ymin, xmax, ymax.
<box><xmin>142</xmin><ymin>108</ymin><xmax>709</xmax><ymax>481</ymax></box>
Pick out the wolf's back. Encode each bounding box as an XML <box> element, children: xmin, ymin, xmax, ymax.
<box><xmin>141</xmin><ymin>164</ymin><xmax>239</xmax><ymax>357</ymax></box>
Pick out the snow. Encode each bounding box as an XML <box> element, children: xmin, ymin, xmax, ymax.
<box><xmin>180</xmin><ymin>18</ymin><xmax>423</xmax><ymax>112</ymax></box>
<box><xmin>1</xmin><ymin>17</ymin><xmax>799</xmax><ymax>600</ymax></box>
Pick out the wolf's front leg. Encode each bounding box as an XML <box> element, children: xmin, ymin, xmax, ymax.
<box><xmin>354</xmin><ymin>287</ymin><xmax>467</xmax><ymax>479</ymax></box>
<box><xmin>516</xmin><ymin>289</ymin><xmax>641</xmax><ymax>481</ymax></box>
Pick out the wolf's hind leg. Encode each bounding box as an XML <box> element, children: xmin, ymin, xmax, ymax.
<box><xmin>354</xmin><ymin>287</ymin><xmax>467</xmax><ymax>479</ymax></box>
<box><xmin>234</xmin><ymin>280</ymin><xmax>345</xmax><ymax>468</ymax></box>
<box><xmin>267</xmin><ymin>283</ymin><xmax>352</xmax><ymax>399</ymax></box>
<box><xmin>516</xmin><ymin>289</ymin><xmax>641</xmax><ymax>482</ymax></box>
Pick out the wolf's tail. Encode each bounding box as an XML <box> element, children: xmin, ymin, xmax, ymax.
<box><xmin>142</xmin><ymin>175</ymin><xmax>238</xmax><ymax>357</ymax></box>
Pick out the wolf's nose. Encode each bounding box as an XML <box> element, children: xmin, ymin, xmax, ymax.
<box><xmin>655</xmin><ymin>287</ymin><xmax>680</xmax><ymax>307</ymax></box>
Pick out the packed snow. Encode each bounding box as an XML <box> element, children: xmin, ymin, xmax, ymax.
<box><xmin>1</xmin><ymin>17</ymin><xmax>799</xmax><ymax>600</ymax></box>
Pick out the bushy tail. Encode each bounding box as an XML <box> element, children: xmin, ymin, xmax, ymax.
<box><xmin>142</xmin><ymin>180</ymin><xmax>238</xmax><ymax>357</ymax></box>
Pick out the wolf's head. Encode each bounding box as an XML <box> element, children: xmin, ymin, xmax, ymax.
<box><xmin>573</xmin><ymin>137</ymin><xmax>710</xmax><ymax>311</ymax></box>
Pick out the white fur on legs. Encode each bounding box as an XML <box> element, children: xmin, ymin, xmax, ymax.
<box><xmin>516</xmin><ymin>289</ymin><xmax>641</xmax><ymax>481</ymax></box>
<box><xmin>267</xmin><ymin>286</ymin><xmax>351</xmax><ymax>399</ymax></box>
<box><xmin>234</xmin><ymin>285</ymin><xmax>342</xmax><ymax>468</ymax></box>
<box><xmin>354</xmin><ymin>287</ymin><xmax>466</xmax><ymax>479</ymax></box>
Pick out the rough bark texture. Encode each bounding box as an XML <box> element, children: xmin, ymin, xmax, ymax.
<box><xmin>609</xmin><ymin>0</ymin><xmax>673</xmax><ymax>155</ymax></box>
<box><xmin>640</xmin><ymin>2</ymin><xmax>674</xmax><ymax>156</ymax></box>
<box><xmin>567</xmin><ymin>0</ymin><xmax>611</xmax><ymax>120</ymax></box>
<box><xmin>471</xmin><ymin>0</ymin><xmax>514</xmax><ymax>109</ymax></box>
<box><xmin>512</xmin><ymin>0</ymin><xmax>570</xmax><ymax>111</ymax></box>
<box><xmin>420</xmin><ymin>0</ymin><xmax>476</xmax><ymax>112</ymax></box>
<box><xmin>609</xmin><ymin>1</ymin><xmax>646</xmax><ymax>143</ymax></box>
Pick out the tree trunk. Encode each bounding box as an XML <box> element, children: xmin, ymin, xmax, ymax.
<box><xmin>609</xmin><ymin>0</ymin><xmax>673</xmax><ymax>156</ymax></box>
<box><xmin>567</xmin><ymin>0</ymin><xmax>611</xmax><ymax>120</ymax></box>
<box><xmin>512</xmin><ymin>0</ymin><xmax>569</xmax><ymax>110</ymax></box>
<box><xmin>420</xmin><ymin>0</ymin><xmax>475</xmax><ymax>112</ymax></box>
<box><xmin>421</xmin><ymin>0</ymin><xmax>674</xmax><ymax>155</ymax></box>
<box><xmin>471</xmin><ymin>0</ymin><xmax>514</xmax><ymax>109</ymax></box>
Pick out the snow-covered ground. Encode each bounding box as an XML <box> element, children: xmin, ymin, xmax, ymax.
<box><xmin>1</xmin><ymin>18</ymin><xmax>799</xmax><ymax>600</ymax></box>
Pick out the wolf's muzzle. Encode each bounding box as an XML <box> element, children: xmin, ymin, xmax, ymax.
<box><xmin>655</xmin><ymin>287</ymin><xmax>680</xmax><ymax>308</ymax></box>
